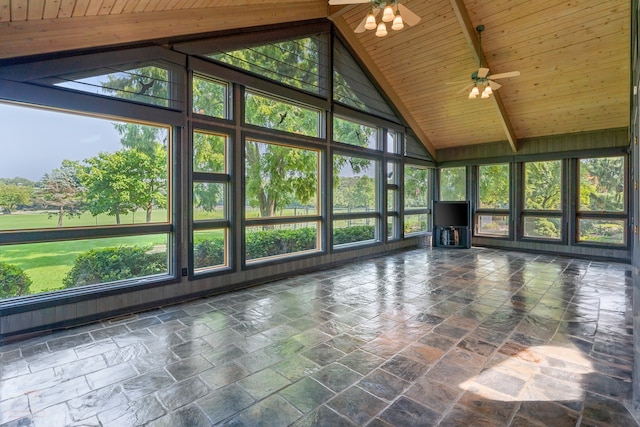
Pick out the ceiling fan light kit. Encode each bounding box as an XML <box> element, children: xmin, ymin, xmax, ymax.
<box><xmin>330</xmin><ymin>0</ymin><xmax>421</xmax><ymax>37</ymax></box>
<box><xmin>460</xmin><ymin>25</ymin><xmax>521</xmax><ymax>99</ymax></box>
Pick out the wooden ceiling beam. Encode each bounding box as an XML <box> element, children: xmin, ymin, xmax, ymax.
<box><xmin>0</xmin><ymin>2</ymin><xmax>327</xmax><ymax>60</ymax></box>
<box><xmin>449</xmin><ymin>0</ymin><xmax>519</xmax><ymax>152</ymax></box>
<box><xmin>331</xmin><ymin>17</ymin><xmax>437</xmax><ymax>160</ymax></box>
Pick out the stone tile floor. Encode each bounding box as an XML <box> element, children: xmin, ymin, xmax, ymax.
<box><xmin>0</xmin><ymin>247</ymin><xmax>638</xmax><ymax>426</ymax></box>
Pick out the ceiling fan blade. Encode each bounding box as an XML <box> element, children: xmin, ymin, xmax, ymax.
<box><xmin>457</xmin><ymin>83</ymin><xmax>474</xmax><ymax>94</ymax></box>
<box><xmin>490</xmin><ymin>71</ymin><xmax>521</xmax><ymax>80</ymax></box>
<box><xmin>397</xmin><ymin>4</ymin><xmax>421</xmax><ymax>26</ymax></box>
<box><xmin>477</xmin><ymin>68</ymin><xmax>490</xmax><ymax>78</ymax></box>
<box><xmin>488</xmin><ymin>80</ymin><xmax>502</xmax><ymax>90</ymax></box>
<box><xmin>445</xmin><ymin>80</ymin><xmax>471</xmax><ymax>85</ymax></box>
<box><xmin>329</xmin><ymin>0</ymin><xmax>369</xmax><ymax>4</ymax></box>
<box><xmin>354</xmin><ymin>8</ymin><xmax>378</xmax><ymax>33</ymax></box>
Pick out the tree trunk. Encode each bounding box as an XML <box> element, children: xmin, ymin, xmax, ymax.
<box><xmin>57</xmin><ymin>206</ymin><xmax>64</xmax><ymax>227</ymax></box>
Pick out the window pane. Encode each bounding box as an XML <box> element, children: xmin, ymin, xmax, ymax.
<box><xmin>387</xmin><ymin>161</ymin><xmax>399</xmax><ymax>185</ymax></box>
<box><xmin>245</xmin><ymin>140</ymin><xmax>319</xmax><ymax>218</ymax></box>
<box><xmin>388</xmin><ymin>216</ymin><xmax>398</xmax><ymax>240</ymax></box>
<box><xmin>524</xmin><ymin>161</ymin><xmax>561</xmax><ymax>210</ymax></box>
<box><xmin>333</xmin><ymin>155</ymin><xmax>378</xmax><ymax>214</ymax></box>
<box><xmin>0</xmin><ymin>103</ymin><xmax>169</xmax><ymax>229</ymax></box>
<box><xmin>440</xmin><ymin>167</ymin><xmax>466</xmax><ymax>201</ymax></box>
<box><xmin>55</xmin><ymin>65</ymin><xmax>172</xmax><ymax>108</ymax></box>
<box><xmin>579</xmin><ymin>157</ymin><xmax>624</xmax><ymax>212</ymax></box>
<box><xmin>194</xmin><ymin>229</ymin><xmax>228</xmax><ymax>272</ymax></box>
<box><xmin>404</xmin><ymin>165</ymin><xmax>429</xmax><ymax>209</ymax></box>
<box><xmin>333</xmin><ymin>219</ymin><xmax>377</xmax><ymax>246</ymax></box>
<box><xmin>194</xmin><ymin>131</ymin><xmax>226</xmax><ymax>173</ymax></box>
<box><xmin>479</xmin><ymin>164</ymin><xmax>510</xmax><ymax>209</ymax></box>
<box><xmin>333</xmin><ymin>116</ymin><xmax>378</xmax><ymax>150</ymax></box>
<box><xmin>404</xmin><ymin>213</ymin><xmax>429</xmax><ymax>235</ymax></box>
<box><xmin>245</xmin><ymin>91</ymin><xmax>320</xmax><ymax>137</ymax></box>
<box><xmin>0</xmin><ymin>234</ymin><xmax>169</xmax><ymax>298</ymax></box>
<box><xmin>246</xmin><ymin>222</ymin><xmax>319</xmax><ymax>261</ymax></box>
<box><xmin>476</xmin><ymin>214</ymin><xmax>509</xmax><ymax>236</ymax></box>
<box><xmin>386</xmin><ymin>130</ymin><xmax>400</xmax><ymax>154</ymax></box>
<box><xmin>578</xmin><ymin>219</ymin><xmax>625</xmax><ymax>244</ymax></box>
<box><xmin>523</xmin><ymin>217</ymin><xmax>562</xmax><ymax>240</ymax></box>
<box><xmin>209</xmin><ymin>35</ymin><xmax>328</xmax><ymax>95</ymax></box>
<box><xmin>194</xmin><ymin>183</ymin><xmax>226</xmax><ymax>220</ymax></box>
<box><xmin>193</xmin><ymin>76</ymin><xmax>229</xmax><ymax>119</ymax></box>
<box><xmin>387</xmin><ymin>189</ymin><xmax>397</xmax><ymax>211</ymax></box>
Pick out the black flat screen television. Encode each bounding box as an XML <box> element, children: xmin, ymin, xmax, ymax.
<box><xmin>433</xmin><ymin>201</ymin><xmax>470</xmax><ymax>228</ymax></box>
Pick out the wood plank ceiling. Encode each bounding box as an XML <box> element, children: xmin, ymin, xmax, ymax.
<box><xmin>0</xmin><ymin>0</ymin><xmax>630</xmax><ymax>158</ymax></box>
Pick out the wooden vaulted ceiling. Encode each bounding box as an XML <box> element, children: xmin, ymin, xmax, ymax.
<box><xmin>0</xmin><ymin>0</ymin><xmax>630</xmax><ymax>159</ymax></box>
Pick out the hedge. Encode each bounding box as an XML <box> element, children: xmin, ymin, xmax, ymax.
<box><xmin>63</xmin><ymin>245</ymin><xmax>166</xmax><ymax>288</ymax></box>
<box><xmin>0</xmin><ymin>262</ymin><xmax>31</xmax><ymax>298</ymax></box>
<box><xmin>63</xmin><ymin>225</ymin><xmax>376</xmax><ymax>287</ymax></box>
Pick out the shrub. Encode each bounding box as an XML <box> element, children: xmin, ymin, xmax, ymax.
<box><xmin>246</xmin><ymin>227</ymin><xmax>317</xmax><ymax>259</ymax></box>
<box><xmin>194</xmin><ymin>238</ymin><xmax>225</xmax><ymax>267</ymax></box>
<box><xmin>333</xmin><ymin>225</ymin><xmax>375</xmax><ymax>245</ymax></box>
<box><xmin>0</xmin><ymin>262</ymin><xmax>31</xmax><ymax>298</ymax></box>
<box><xmin>63</xmin><ymin>246</ymin><xmax>166</xmax><ymax>288</ymax></box>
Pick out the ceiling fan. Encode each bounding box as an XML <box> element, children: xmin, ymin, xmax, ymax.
<box><xmin>328</xmin><ymin>0</ymin><xmax>421</xmax><ymax>36</ymax></box>
<box><xmin>450</xmin><ymin>25</ymin><xmax>521</xmax><ymax>99</ymax></box>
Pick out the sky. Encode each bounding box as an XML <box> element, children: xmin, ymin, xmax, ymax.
<box><xmin>0</xmin><ymin>102</ymin><xmax>123</xmax><ymax>182</ymax></box>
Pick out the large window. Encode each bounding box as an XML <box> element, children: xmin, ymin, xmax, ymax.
<box><xmin>387</xmin><ymin>161</ymin><xmax>400</xmax><ymax>240</ymax></box>
<box><xmin>439</xmin><ymin>167</ymin><xmax>466</xmax><ymax>201</ymax></box>
<box><xmin>245</xmin><ymin>140</ymin><xmax>321</xmax><ymax>261</ymax></box>
<box><xmin>476</xmin><ymin>163</ymin><xmax>510</xmax><ymax>237</ymax></box>
<box><xmin>333</xmin><ymin>154</ymin><xmax>379</xmax><ymax>246</ymax></box>
<box><xmin>0</xmin><ymin>102</ymin><xmax>172</xmax><ymax>298</ymax></box>
<box><xmin>404</xmin><ymin>164</ymin><xmax>430</xmax><ymax>235</ymax></box>
<box><xmin>523</xmin><ymin>160</ymin><xmax>562</xmax><ymax>240</ymax></box>
<box><xmin>192</xmin><ymin>131</ymin><xmax>230</xmax><ymax>272</ymax></box>
<box><xmin>577</xmin><ymin>156</ymin><xmax>626</xmax><ymax>245</ymax></box>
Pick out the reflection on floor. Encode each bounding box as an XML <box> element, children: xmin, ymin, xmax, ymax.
<box><xmin>0</xmin><ymin>247</ymin><xmax>637</xmax><ymax>426</ymax></box>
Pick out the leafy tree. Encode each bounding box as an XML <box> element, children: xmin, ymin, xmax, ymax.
<box><xmin>35</xmin><ymin>160</ymin><xmax>85</xmax><ymax>227</ymax></box>
<box><xmin>210</xmin><ymin>36</ymin><xmax>322</xmax><ymax>94</ymax></box>
<box><xmin>193</xmin><ymin>132</ymin><xmax>226</xmax><ymax>213</ymax></box>
<box><xmin>333</xmin><ymin>117</ymin><xmax>376</xmax><ymax>148</ymax></box>
<box><xmin>580</xmin><ymin>157</ymin><xmax>624</xmax><ymax>211</ymax></box>
<box><xmin>0</xmin><ymin>177</ymin><xmax>34</xmax><ymax>186</ymax></box>
<box><xmin>245</xmin><ymin>141</ymin><xmax>317</xmax><ymax>217</ymax></box>
<box><xmin>80</xmin><ymin>150</ymin><xmax>144</xmax><ymax>224</ymax></box>
<box><xmin>333</xmin><ymin>176</ymin><xmax>375</xmax><ymax>210</ymax></box>
<box><xmin>0</xmin><ymin>262</ymin><xmax>31</xmax><ymax>298</ymax></box>
<box><xmin>524</xmin><ymin>161</ymin><xmax>561</xmax><ymax>210</ymax></box>
<box><xmin>102</xmin><ymin>65</ymin><xmax>169</xmax><ymax>107</ymax></box>
<box><xmin>0</xmin><ymin>182</ymin><xmax>32</xmax><ymax>214</ymax></box>
<box><xmin>479</xmin><ymin>164</ymin><xmax>510</xmax><ymax>209</ymax></box>
<box><xmin>404</xmin><ymin>165</ymin><xmax>430</xmax><ymax>208</ymax></box>
<box><xmin>439</xmin><ymin>167</ymin><xmax>466</xmax><ymax>201</ymax></box>
<box><xmin>193</xmin><ymin>76</ymin><xmax>226</xmax><ymax>117</ymax></box>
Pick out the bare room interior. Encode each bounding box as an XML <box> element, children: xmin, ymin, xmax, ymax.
<box><xmin>0</xmin><ymin>1</ymin><xmax>638</xmax><ymax>426</ymax></box>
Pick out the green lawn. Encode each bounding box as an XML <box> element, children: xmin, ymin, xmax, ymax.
<box><xmin>0</xmin><ymin>209</ymin><xmax>171</xmax><ymax>230</ymax></box>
